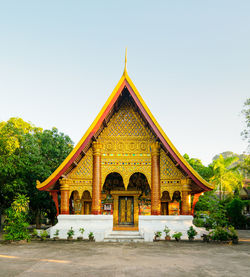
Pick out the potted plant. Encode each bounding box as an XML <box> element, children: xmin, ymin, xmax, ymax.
<box><xmin>40</xmin><ymin>230</ymin><xmax>48</xmax><ymax>241</ymax></box>
<box><xmin>187</xmin><ymin>226</ymin><xmax>198</xmax><ymax>241</ymax></box>
<box><xmin>88</xmin><ymin>232</ymin><xmax>95</xmax><ymax>241</ymax></box>
<box><xmin>201</xmin><ymin>234</ymin><xmax>210</xmax><ymax>243</ymax></box>
<box><xmin>228</xmin><ymin>226</ymin><xmax>238</xmax><ymax>244</ymax></box>
<box><xmin>154</xmin><ymin>231</ymin><xmax>162</xmax><ymax>241</ymax></box>
<box><xmin>77</xmin><ymin>228</ymin><xmax>85</xmax><ymax>240</ymax></box>
<box><xmin>32</xmin><ymin>229</ymin><xmax>39</xmax><ymax>239</ymax></box>
<box><xmin>53</xmin><ymin>229</ymin><xmax>60</xmax><ymax>241</ymax></box>
<box><xmin>67</xmin><ymin>227</ymin><xmax>74</xmax><ymax>240</ymax></box>
<box><xmin>172</xmin><ymin>232</ymin><xmax>182</xmax><ymax>242</ymax></box>
<box><xmin>163</xmin><ymin>226</ymin><xmax>171</xmax><ymax>240</ymax></box>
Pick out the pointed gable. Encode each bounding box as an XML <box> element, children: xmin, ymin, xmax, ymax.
<box><xmin>36</xmin><ymin>70</ymin><xmax>212</xmax><ymax>192</ymax></box>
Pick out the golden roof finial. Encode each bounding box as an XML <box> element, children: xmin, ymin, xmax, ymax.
<box><xmin>123</xmin><ymin>48</ymin><xmax>127</xmax><ymax>75</ymax></box>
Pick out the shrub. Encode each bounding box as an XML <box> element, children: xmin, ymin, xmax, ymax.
<box><xmin>226</xmin><ymin>198</ymin><xmax>246</xmax><ymax>229</ymax></box>
<box><xmin>3</xmin><ymin>194</ymin><xmax>31</xmax><ymax>242</ymax></box>
<box><xmin>187</xmin><ymin>226</ymin><xmax>198</xmax><ymax>240</ymax></box>
<box><xmin>40</xmin><ymin>230</ymin><xmax>48</xmax><ymax>241</ymax></box>
<box><xmin>194</xmin><ymin>191</ymin><xmax>229</xmax><ymax>229</ymax></box>
<box><xmin>53</xmin><ymin>229</ymin><xmax>59</xmax><ymax>237</ymax></box>
<box><xmin>88</xmin><ymin>232</ymin><xmax>94</xmax><ymax>241</ymax></box>
<box><xmin>172</xmin><ymin>232</ymin><xmax>182</xmax><ymax>241</ymax></box>
<box><xmin>79</xmin><ymin>228</ymin><xmax>85</xmax><ymax>236</ymax></box>
<box><xmin>154</xmin><ymin>231</ymin><xmax>162</xmax><ymax>238</ymax></box>
<box><xmin>163</xmin><ymin>226</ymin><xmax>170</xmax><ymax>236</ymax></box>
<box><xmin>193</xmin><ymin>217</ymin><xmax>205</xmax><ymax>227</ymax></box>
<box><xmin>228</xmin><ymin>226</ymin><xmax>238</xmax><ymax>240</ymax></box>
<box><xmin>209</xmin><ymin>227</ymin><xmax>231</xmax><ymax>241</ymax></box>
<box><xmin>32</xmin><ymin>229</ymin><xmax>38</xmax><ymax>238</ymax></box>
<box><xmin>67</xmin><ymin>227</ymin><xmax>74</xmax><ymax>238</ymax></box>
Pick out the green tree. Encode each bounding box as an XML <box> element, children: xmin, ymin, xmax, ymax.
<box><xmin>213</xmin><ymin>151</ymin><xmax>249</xmax><ymax>178</ymax></box>
<box><xmin>210</xmin><ymin>155</ymin><xmax>243</xmax><ymax>200</ymax></box>
<box><xmin>194</xmin><ymin>191</ymin><xmax>228</xmax><ymax>229</ymax></box>
<box><xmin>183</xmin><ymin>154</ymin><xmax>214</xmax><ymax>181</ymax></box>
<box><xmin>0</xmin><ymin>118</ymin><xmax>73</xmax><ymax>227</ymax></box>
<box><xmin>226</xmin><ymin>198</ymin><xmax>246</xmax><ymax>229</ymax></box>
<box><xmin>3</xmin><ymin>194</ymin><xmax>30</xmax><ymax>241</ymax></box>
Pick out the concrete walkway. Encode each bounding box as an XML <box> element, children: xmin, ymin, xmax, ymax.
<box><xmin>0</xmin><ymin>239</ymin><xmax>249</xmax><ymax>277</ymax></box>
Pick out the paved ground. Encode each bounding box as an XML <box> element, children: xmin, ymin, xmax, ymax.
<box><xmin>0</xmin><ymin>238</ymin><xmax>249</xmax><ymax>277</ymax></box>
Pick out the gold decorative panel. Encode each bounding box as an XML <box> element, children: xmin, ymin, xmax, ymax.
<box><xmin>69</xmin><ymin>179</ymin><xmax>92</xmax><ymax>198</ymax></box>
<box><xmin>101</xmin><ymin>161</ymin><xmax>151</xmax><ymax>189</ymax></box>
<box><xmin>160</xmin><ymin>149</ymin><xmax>184</xmax><ymax>179</ymax></box>
<box><xmin>99</xmin><ymin>99</ymin><xmax>154</xmax><ymax>140</ymax></box>
<box><xmin>98</xmin><ymin>99</ymin><xmax>154</xmax><ymax>188</ymax></box>
<box><xmin>68</xmin><ymin>149</ymin><xmax>93</xmax><ymax>180</ymax></box>
<box><xmin>98</xmin><ymin>99</ymin><xmax>155</xmax><ymax>154</ymax></box>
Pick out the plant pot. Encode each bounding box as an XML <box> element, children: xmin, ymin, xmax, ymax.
<box><xmin>175</xmin><ymin>238</ymin><xmax>180</xmax><ymax>242</ymax></box>
<box><xmin>232</xmin><ymin>238</ymin><xmax>238</xmax><ymax>244</ymax></box>
<box><xmin>67</xmin><ymin>237</ymin><xmax>73</xmax><ymax>241</ymax></box>
<box><xmin>202</xmin><ymin>234</ymin><xmax>210</xmax><ymax>243</ymax></box>
<box><xmin>154</xmin><ymin>236</ymin><xmax>160</xmax><ymax>241</ymax></box>
<box><xmin>188</xmin><ymin>237</ymin><xmax>194</xmax><ymax>241</ymax></box>
<box><xmin>77</xmin><ymin>237</ymin><xmax>83</xmax><ymax>241</ymax></box>
<box><xmin>165</xmin><ymin>236</ymin><xmax>171</xmax><ymax>241</ymax></box>
<box><xmin>53</xmin><ymin>237</ymin><xmax>59</xmax><ymax>241</ymax></box>
<box><xmin>89</xmin><ymin>237</ymin><xmax>94</xmax><ymax>241</ymax></box>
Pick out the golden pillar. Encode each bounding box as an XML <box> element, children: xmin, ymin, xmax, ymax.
<box><xmin>92</xmin><ymin>142</ymin><xmax>102</xmax><ymax>215</ymax></box>
<box><xmin>151</xmin><ymin>142</ymin><xmax>161</xmax><ymax>215</ymax></box>
<box><xmin>181</xmin><ymin>179</ymin><xmax>192</xmax><ymax>215</ymax></box>
<box><xmin>60</xmin><ymin>179</ymin><xmax>70</xmax><ymax>215</ymax></box>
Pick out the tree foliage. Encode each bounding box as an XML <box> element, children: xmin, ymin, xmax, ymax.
<box><xmin>0</xmin><ymin>117</ymin><xmax>73</xmax><ymax>226</ymax></box>
<box><xmin>210</xmin><ymin>154</ymin><xmax>243</xmax><ymax>200</ymax></box>
<box><xmin>3</xmin><ymin>194</ymin><xmax>30</xmax><ymax>241</ymax></box>
<box><xmin>183</xmin><ymin>154</ymin><xmax>214</xmax><ymax>181</ymax></box>
<box><xmin>226</xmin><ymin>198</ymin><xmax>247</xmax><ymax>229</ymax></box>
<box><xmin>194</xmin><ymin>191</ymin><xmax>229</xmax><ymax>229</ymax></box>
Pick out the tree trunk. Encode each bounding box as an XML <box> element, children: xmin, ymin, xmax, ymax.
<box><xmin>35</xmin><ymin>209</ymin><xmax>41</xmax><ymax>229</ymax></box>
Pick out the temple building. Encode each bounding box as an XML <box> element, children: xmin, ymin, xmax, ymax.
<box><xmin>37</xmin><ymin>53</ymin><xmax>212</xmax><ymax>241</ymax></box>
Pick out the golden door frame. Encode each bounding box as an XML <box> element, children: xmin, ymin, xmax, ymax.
<box><xmin>111</xmin><ymin>190</ymin><xmax>141</xmax><ymax>231</ymax></box>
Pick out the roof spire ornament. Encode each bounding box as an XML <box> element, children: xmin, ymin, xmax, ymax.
<box><xmin>123</xmin><ymin>48</ymin><xmax>127</xmax><ymax>75</ymax></box>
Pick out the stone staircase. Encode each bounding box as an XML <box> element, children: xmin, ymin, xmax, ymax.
<box><xmin>104</xmin><ymin>231</ymin><xmax>144</xmax><ymax>242</ymax></box>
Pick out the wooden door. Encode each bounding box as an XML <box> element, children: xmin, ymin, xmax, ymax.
<box><xmin>119</xmin><ymin>196</ymin><xmax>134</xmax><ymax>225</ymax></box>
<box><xmin>161</xmin><ymin>202</ymin><xmax>169</xmax><ymax>215</ymax></box>
<box><xmin>84</xmin><ymin>201</ymin><xmax>92</xmax><ymax>215</ymax></box>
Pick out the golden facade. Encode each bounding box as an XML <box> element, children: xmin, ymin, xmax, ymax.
<box><xmin>37</xmin><ymin>62</ymin><xmax>212</xmax><ymax>230</ymax></box>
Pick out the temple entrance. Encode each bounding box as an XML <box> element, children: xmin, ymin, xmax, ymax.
<box><xmin>81</xmin><ymin>190</ymin><xmax>92</xmax><ymax>215</ymax></box>
<box><xmin>161</xmin><ymin>202</ymin><xmax>169</xmax><ymax>215</ymax></box>
<box><xmin>161</xmin><ymin>191</ymin><xmax>170</xmax><ymax>215</ymax></box>
<box><xmin>83</xmin><ymin>201</ymin><xmax>92</xmax><ymax>214</ymax></box>
<box><xmin>118</xmin><ymin>196</ymin><xmax>134</xmax><ymax>225</ymax></box>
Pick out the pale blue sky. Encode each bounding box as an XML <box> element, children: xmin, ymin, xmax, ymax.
<box><xmin>0</xmin><ymin>1</ymin><xmax>249</xmax><ymax>165</ymax></box>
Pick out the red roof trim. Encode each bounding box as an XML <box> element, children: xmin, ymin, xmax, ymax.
<box><xmin>124</xmin><ymin>80</ymin><xmax>210</xmax><ymax>191</ymax></box>
<box><xmin>40</xmin><ymin>81</ymin><xmax>126</xmax><ymax>190</ymax></box>
<box><xmin>40</xmin><ymin>78</ymin><xmax>210</xmax><ymax>192</ymax></box>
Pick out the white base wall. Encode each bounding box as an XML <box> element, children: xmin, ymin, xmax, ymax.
<box><xmin>139</xmin><ymin>215</ymin><xmax>207</xmax><ymax>242</ymax></box>
<box><xmin>48</xmin><ymin>215</ymin><xmax>207</xmax><ymax>242</ymax></box>
<box><xmin>48</xmin><ymin>215</ymin><xmax>113</xmax><ymax>242</ymax></box>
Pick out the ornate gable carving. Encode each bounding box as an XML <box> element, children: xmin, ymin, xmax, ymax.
<box><xmin>98</xmin><ymin>99</ymin><xmax>155</xmax><ymax>153</ymax></box>
<box><xmin>98</xmin><ymin>99</ymin><xmax>154</xmax><ymax>187</ymax></box>
<box><xmin>68</xmin><ymin>149</ymin><xmax>93</xmax><ymax>180</ymax></box>
<box><xmin>160</xmin><ymin>149</ymin><xmax>184</xmax><ymax>179</ymax></box>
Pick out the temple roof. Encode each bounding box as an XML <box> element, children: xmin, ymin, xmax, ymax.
<box><xmin>37</xmin><ymin>65</ymin><xmax>212</xmax><ymax>192</ymax></box>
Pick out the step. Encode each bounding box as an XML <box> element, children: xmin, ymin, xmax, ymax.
<box><xmin>104</xmin><ymin>231</ymin><xmax>144</xmax><ymax>242</ymax></box>
<box><xmin>104</xmin><ymin>238</ymin><xmax>144</xmax><ymax>242</ymax></box>
<box><xmin>107</xmin><ymin>231</ymin><xmax>141</xmax><ymax>237</ymax></box>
